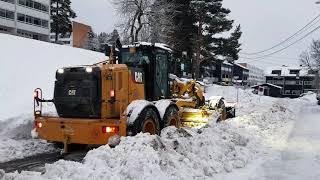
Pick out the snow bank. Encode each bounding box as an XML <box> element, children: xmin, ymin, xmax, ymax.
<box><xmin>0</xmin><ymin>115</ymin><xmax>55</xmax><ymax>163</ymax></box>
<box><xmin>4</xmin><ymin>86</ymin><xmax>315</xmax><ymax>179</ymax></box>
<box><xmin>0</xmin><ymin>34</ymin><xmax>106</xmax><ymax>121</ymax></box>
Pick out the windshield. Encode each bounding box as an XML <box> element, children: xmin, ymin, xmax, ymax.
<box><xmin>121</xmin><ymin>50</ymin><xmax>150</xmax><ymax>65</ymax></box>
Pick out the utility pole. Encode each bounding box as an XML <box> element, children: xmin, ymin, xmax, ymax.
<box><xmin>316</xmin><ymin>1</ymin><xmax>320</xmax><ymax>94</ymax></box>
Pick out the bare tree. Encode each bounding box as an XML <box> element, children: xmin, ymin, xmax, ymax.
<box><xmin>300</xmin><ymin>40</ymin><xmax>320</xmax><ymax>90</ymax></box>
<box><xmin>113</xmin><ymin>0</ymin><xmax>173</xmax><ymax>44</ymax></box>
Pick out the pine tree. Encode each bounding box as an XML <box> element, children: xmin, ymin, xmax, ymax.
<box><xmin>219</xmin><ymin>25</ymin><xmax>242</xmax><ymax>61</ymax></box>
<box><xmin>84</xmin><ymin>30</ymin><xmax>100</xmax><ymax>51</ymax></box>
<box><xmin>51</xmin><ymin>0</ymin><xmax>77</xmax><ymax>42</ymax></box>
<box><xmin>97</xmin><ymin>32</ymin><xmax>110</xmax><ymax>52</ymax></box>
<box><xmin>166</xmin><ymin>0</ymin><xmax>196</xmax><ymax>75</ymax></box>
<box><xmin>191</xmin><ymin>0</ymin><xmax>240</xmax><ymax>79</ymax></box>
<box><xmin>108</xmin><ymin>29</ymin><xmax>120</xmax><ymax>45</ymax></box>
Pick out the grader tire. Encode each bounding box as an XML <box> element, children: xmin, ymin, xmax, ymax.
<box><xmin>131</xmin><ymin>108</ymin><xmax>161</xmax><ymax>135</ymax></box>
<box><xmin>163</xmin><ymin>106</ymin><xmax>181</xmax><ymax>128</ymax></box>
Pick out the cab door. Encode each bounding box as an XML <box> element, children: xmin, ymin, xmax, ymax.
<box><xmin>155</xmin><ymin>51</ymin><xmax>169</xmax><ymax>98</ymax></box>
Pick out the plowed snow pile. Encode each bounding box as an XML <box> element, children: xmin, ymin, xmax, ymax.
<box><xmin>2</xmin><ymin>86</ymin><xmax>315</xmax><ymax>180</ymax></box>
<box><xmin>0</xmin><ymin>115</ymin><xmax>55</xmax><ymax>163</ymax></box>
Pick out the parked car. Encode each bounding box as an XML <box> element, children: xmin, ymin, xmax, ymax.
<box><xmin>317</xmin><ymin>92</ymin><xmax>320</xmax><ymax>105</ymax></box>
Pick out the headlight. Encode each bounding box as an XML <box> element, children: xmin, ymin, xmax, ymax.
<box><xmin>85</xmin><ymin>67</ymin><xmax>93</xmax><ymax>73</ymax></box>
<box><xmin>57</xmin><ymin>68</ymin><xmax>64</xmax><ymax>74</ymax></box>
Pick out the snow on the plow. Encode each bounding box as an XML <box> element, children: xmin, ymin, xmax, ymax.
<box><xmin>3</xmin><ymin>86</ymin><xmax>314</xmax><ymax>179</ymax></box>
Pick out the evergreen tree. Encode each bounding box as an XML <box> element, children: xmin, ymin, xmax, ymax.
<box><xmin>108</xmin><ymin>29</ymin><xmax>120</xmax><ymax>45</ymax></box>
<box><xmin>191</xmin><ymin>0</ymin><xmax>237</xmax><ymax>79</ymax></box>
<box><xmin>84</xmin><ymin>30</ymin><xmax>100</xmax><ymax>51</ymax></box>
<box><xmin>51</xmin><ymin>0</ymin><xmax>77</xmax><ymax>42</ymax></box>
<box><xmin>97</xmin><ymin>32</ymin><xmax>110</xmax><ymax>52</ymax></box>
<box><xmin>218</xmin><ymin>25</ymin><xmax>242</xmax><ymax>61</ymax></box>
<box><xmin>166</xmin><ymin>0</ymin><xmax>196</xmax><ymax>75</ymax></box>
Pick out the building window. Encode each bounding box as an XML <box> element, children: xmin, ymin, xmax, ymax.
<box><xmin>0</xmin><ymin>0</ymin><xmax>14</xmax><ymax>4</ymax></box>
<box><xmin>17</xmin><ymin>13</ymin><xmax>25</xmax><ymax>22</ymax></box>
<box><xmin>33</xmin><ymin>17</ymin><xmax>41</xmax><ymax>26</ymax></box>
<box><xmin>18</xmin><ymin>0</ymin><xmax>49</xmax><ymax>13</ymax></box>
<box><xmin>0</xmin><ymin>8</ymin><xmax>14</xmax><ymax>20</ymax></box>
<box><xmin>41</xmin><ymin>20</ymin><xmax>48</xmax><ymax>28</ymax></box>
<box><xmin>17</xmin><ymin>13</ymin><xmax>49</xmax><ymax>29</ymax></box>
<box><xmin>272</xmin><ymin>70</ymin><xmax>281</xmax><ymax>75</ymax></box>
<box><xmin>18</xmin><ymin>0</ymin><xmax>25</xmax><ymax>5</ymax></box>
<box><xmin>289</xmin><ymin>70</ymin><xmax>300</xmax><ymax>75</ymax></box>
<box><xmin>6</xmin><ymin>10</ymin><xmax>14</xmax><ymax>19</ymax></box>
<box><xmin>26</xmin><ymin>0</ymin><xmax>33</xmax><ymax>8</ymax></box>
<box><xmin>0</xmin><ymin>27</ymin><xmax>8</xmax><ymax>32</ymax></box>
<box><xmin>41</xmin><ymin>4</ymin><xmax>48</xmax><ymax>12</ymax></box>
<box><xmin>34</xmin><ymin>2</ymin><xmax>41</xmax><ymax>10</ymax></box>
<box><xmin>26</xmin><ymin>15</ymin><xmax>32</xmax><ymax>24</ymax></box>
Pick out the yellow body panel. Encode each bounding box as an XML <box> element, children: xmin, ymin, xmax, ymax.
<box><xmin>35</xmin><ymin>117</ymin><xmax>125</xmax><ymax>145</ymax></box>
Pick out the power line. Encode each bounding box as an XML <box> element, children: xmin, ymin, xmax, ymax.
<box><xmin>240</xmin><ymin>55</ymin><xmax>300</xmax><ymax>61</ymax></box>
<box><xmin>239</xmin><ymin>56</ymin><xmax>299</xmax><ymax>66</ymax></box>
<box><xmin>242</xmin><ymin>24</ymin><xmax>320</xmax><ymax>63</ymax></box>
<box><xmin>241</xmin><ymin>13</ymin><xmax>320</xmax><ymax>55</ymax></box>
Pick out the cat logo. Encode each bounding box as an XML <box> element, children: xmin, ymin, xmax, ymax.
<box><xmin>68</xmin><ymin>89</ymin><xmax>76</xmax><ymax>96</ymax></box>
<box><xmin>134</xmin><ymin>72</ymin><xmax>143</xmax><ymax>83</ymax></box>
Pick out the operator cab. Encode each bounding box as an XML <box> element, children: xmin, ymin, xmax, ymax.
<box><xmin>118</xmin><ymin>43</ymin><xmax>172</xmax><ymax>101</ymax></box>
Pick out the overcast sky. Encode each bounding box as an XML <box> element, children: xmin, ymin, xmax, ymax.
<box><xmin>72</xmin><ymin>0</ymin><xmax>320</xmax><ymax>68</ymax></box>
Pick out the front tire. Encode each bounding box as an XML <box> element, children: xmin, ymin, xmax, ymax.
<box><xmin>131</xmin><ymin>108</ymin><xmax>161</xmax><ymax>135</ymax></box>
<box><xmin>163</xmin><ymin>106</ymin><xmax>181</xmax><ymax>128</ymax></box>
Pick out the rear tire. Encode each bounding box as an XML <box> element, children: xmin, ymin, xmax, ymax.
<box><xmin>131</xmin><ymin>108</ymin><xmax>160</xmax><ymax>135</ymax></box>
<box><xmin>163</xmin><ymin>106</ymin><xmax>181</xmax><ymax>128</ymax></box>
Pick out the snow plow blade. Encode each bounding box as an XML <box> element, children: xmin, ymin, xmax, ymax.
<box><xmin>180</xmin><ymin>108</ymin><xmax>220</xmax><ymax>128</ymax></box>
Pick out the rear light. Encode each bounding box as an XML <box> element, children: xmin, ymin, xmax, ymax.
<box><xmin>102</xmin><ymin>126</ymin><xmax>118</xmax><ymax>133</ymax></box>
<box><xmin>35</xmin><ymin>122</ymin><xmax>43</xmax><ymax>129</ymax></box>
<box><xmin>110</xmin><ymin>90</ymin><xmax>115</xmax><ymax>97</ymax></box>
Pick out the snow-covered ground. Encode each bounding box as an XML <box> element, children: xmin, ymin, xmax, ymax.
<box><xmin>2</xmin><ymin>85</ymin><xmax>318</xmax><ymax>180</ymax></box>
<box><xmin>0</xmin><ymin>34</ymin><xmax>105</xmax><ymax>162</ymax></box>
<box><xmin>1</xmin><ymin>34</ymin><xmax>319</xmax><ymax>179</ymax></box>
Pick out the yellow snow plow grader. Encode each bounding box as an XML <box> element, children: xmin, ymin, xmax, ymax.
<box><xmin>33</xmin><ymin>42</ymin><xmax>235</xmax><ymax>153</ymax></box>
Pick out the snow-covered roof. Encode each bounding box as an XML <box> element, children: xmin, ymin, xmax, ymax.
<box><xmin>265</xmin><ymin>66</ymin><xmax>313</xmax><ymax>77</ymax></box>
<box><xmin>251</xmin><ymin>83</ymin><xmax>283</xmax><ymax>89</ymax></box>
<box><xmin>235</xmin><ymin>63</ymin><xmax>249</xmax><ymax>70</ymax></box>
<box><xmin>122</xmin><ymin>42</ymin><xmax>172</xmax><ymax>52</ymax></box>
<box><xmin>223</xmin><ymin>61</ymin><xmax>233</xmax><ymax>66</ymax></box>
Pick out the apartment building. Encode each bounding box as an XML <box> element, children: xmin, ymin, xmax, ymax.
<box><xmin>0</xmin><ymin>0</ymin><xmax>50</xmax><ymax>41</ymax></box>
<box><xmin>239</xmin><ymin>63</ymin><xmax>265</xmax><ymax>86</ymax></box>
<box><xmin>233</xmin><ymin>63</ymin><xmax>249</xmax><ymax>86</ymax></box>
<box><xmin>265</xmin><ymin>66</ymin><xmax>316</xmax><ymax>98</ymax></box>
